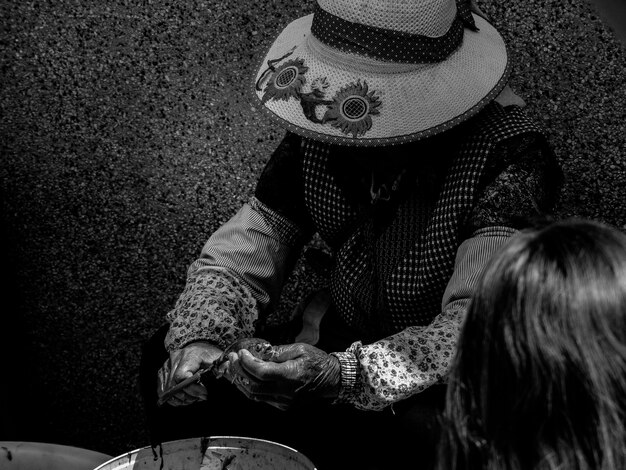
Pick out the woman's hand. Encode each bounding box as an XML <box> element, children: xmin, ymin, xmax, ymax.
<box><xmin>157</xmin><ymin>341</ymin><xmax>223</xmax><ymax>407</ymax></box>
<box><xmin>158</xmin><ymin>337</ymin><xmax>274</xmax><ymax>407</ymax></box>
<box><xmin>226</xmin><ymin>343</ymin><xmax>341</xmax><ymax>410</ymax></box>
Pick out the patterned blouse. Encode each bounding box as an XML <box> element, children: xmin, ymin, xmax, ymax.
<box><xmin>164</xmin><ymin>102</ymin><xmax>561</xmax><ymax>411</ymax></box>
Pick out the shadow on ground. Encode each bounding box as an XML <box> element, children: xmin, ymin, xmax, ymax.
<box><xmin>1</xmin><ymin>0</ymin><xmax>624</xmax><ymax>459</ymax></box>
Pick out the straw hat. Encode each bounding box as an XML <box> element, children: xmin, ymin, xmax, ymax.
<box><xmin>252</xmin><ymin>0</ymin><xmax>509</xmax><ymax>146</ymax></box>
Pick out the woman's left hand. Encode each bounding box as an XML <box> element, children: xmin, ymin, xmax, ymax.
<box><xmin>224</xmin><ymin>343</ymin><xmax>341</xmax><ymax>410</ymax></box>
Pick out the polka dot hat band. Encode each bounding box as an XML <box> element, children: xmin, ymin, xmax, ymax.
<box><xmin>252</xmin><ymin>0</ymin><xmax>510</xmax><ymax>147</ymax></box>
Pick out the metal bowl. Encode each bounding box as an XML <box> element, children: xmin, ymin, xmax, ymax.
<box><xmin>0</xmin><ymin>441</ymin><xmax>112</xmax><ymax>470</ymax></box>
<box><xmin>94</xmin><ymin>436</ymin><xmax>317</xmax><ymax>470</ymax></box>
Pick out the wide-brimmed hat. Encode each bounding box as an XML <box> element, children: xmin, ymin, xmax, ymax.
<box><xmin>252</xmin><ymin>0</ymin><xmax>509</xmax><ymax>146</ymax></box>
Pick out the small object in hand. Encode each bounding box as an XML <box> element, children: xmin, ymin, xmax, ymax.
<box><xmin>225</xmin><ymin>338</ymin><xmax>274</xmax><ymax>360</ymax></box>
<box><xmin>157</xmin><ymin>365</ymin><xmax>215</xmax><ymax>407</ymax></box>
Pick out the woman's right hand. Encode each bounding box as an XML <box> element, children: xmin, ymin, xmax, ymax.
<box><xmin>157</xmin><ymin>341</ymin><xmax>223</xmax><ymax>407</ymax></box>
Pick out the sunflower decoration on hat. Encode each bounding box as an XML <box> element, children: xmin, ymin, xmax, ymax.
<box><xmin>253</xmin><ymin>0</ymin><xmax>510</xmax><ymax>146</ymax></box>
<box><xmin>321</xmin><ymin>80</ymin><xmax>381</xmax><ymax>138</ymax></box>
<box><xmin>260</xmin><ymin>57</ymin><xmax>309</xmax><ymax>104</ymax></box>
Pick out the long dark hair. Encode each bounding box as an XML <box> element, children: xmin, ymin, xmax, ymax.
<box><xmin>438</xmin><ymin>219</ymin><xmax>626</xmax><ymax>470</ymax></box>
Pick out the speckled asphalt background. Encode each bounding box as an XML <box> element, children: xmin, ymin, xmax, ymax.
<box><xmin>1</xmin><ymin>0</ymin><xmax>624</xmax><ymax>460</ymax></box>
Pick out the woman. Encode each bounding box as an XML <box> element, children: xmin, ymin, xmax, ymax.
<box><xmin>438</xmin><ymin>219</ymin><xmax>626</xmax><ymax>470</ymax></box>
<box><xmin>141</xmin><ymin>0</ymin><xmax>561</xmax><ymax>467</ymax></box>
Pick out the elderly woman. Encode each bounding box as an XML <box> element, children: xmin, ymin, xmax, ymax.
<box><xmin>437</xmin><ymin>219</ymin><xmax>626</xmax><ymax>470</ymax></box>
<box><xmin>140</xmin><ymin>0</ymin><xmax>561</xmax><ymax>468</ymax></box>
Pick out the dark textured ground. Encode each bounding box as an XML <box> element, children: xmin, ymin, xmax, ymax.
<box><xmin>1</xmin><ymin>0</ymin><xmax>625</xmax><ymax>460</ymax></box>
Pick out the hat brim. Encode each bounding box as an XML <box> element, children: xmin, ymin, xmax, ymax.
<box><xmin>252</xmin><ymin>14</ymin><xmax>509</xmax><ymax>146</ymax></box>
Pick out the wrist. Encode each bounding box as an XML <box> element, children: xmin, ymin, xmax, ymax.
<box><xmin>330</xmin><ymin>351</ymin><xmax>359</xmax><ymax>403</ymax></box>
<box><xmin>322</xmin><ymin>354</ymin><xmax>342</xmax><ymax>399</ymax></box>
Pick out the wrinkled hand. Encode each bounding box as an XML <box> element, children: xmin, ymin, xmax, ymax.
<box><xmin>212</xmin><ymin>337</ymin><xmax>274</xmax><ymax>380</ymax></box>
<box><xmin>227</xmin><ymin>343</ymin><xmax>341</xmax><ymax>411</ymax></box>
<box><xmin>157</xmin><ymin>341</ymin><xmax>222</xmax><ymax>407</ymax></box>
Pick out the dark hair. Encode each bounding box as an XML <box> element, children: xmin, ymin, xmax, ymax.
<box><xmin>438</xmin><ymin>219</ymin><xmax>626</xmax><ymax>470</ymax></box>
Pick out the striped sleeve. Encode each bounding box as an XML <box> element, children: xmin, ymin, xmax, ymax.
<box><xmin>335</xmin><ymin>226</ymin><xmax>517</xmax><ymax>410</ymax></box>
<box><xmin>164</xmin><ymin>197</ymin><xmax>308</xmax><ymax>351</ymax></box>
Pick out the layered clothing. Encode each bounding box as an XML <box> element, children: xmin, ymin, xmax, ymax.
<box><xmin>164</xmin><ymin>101</ymin><xmax>561</xmax><ymax>410</ymax></box>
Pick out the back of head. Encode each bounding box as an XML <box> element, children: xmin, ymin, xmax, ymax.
<box><xmin>439</xmin><ymin>219</ymin><xmax>626</xmax><ymax>470</ymax></box>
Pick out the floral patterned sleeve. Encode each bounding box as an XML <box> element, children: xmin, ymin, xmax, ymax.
<box><xmin>331</xmin><ymin>130</ymin><xmax>561</xmax><ymax>411</ymax></box>
<box><xmin>164</xmin><ymin>133</ymin><xmax>314</xmax><ymax>352</ymax></box>
<box><xmin>332</xmin><ymin>227</ymin><xmax>516</xmax><ymax>410</ymax></box>
<box><xmin>164</xmin><ymin>198</ymin><xmax>308</xmax><ymax>351</ymax></box>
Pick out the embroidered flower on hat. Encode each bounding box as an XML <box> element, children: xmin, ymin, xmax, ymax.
<box><xmin>311</xmin><ymin>76</ymin><xmax>330</xmax><ymax>92</ymax></box>
<box><xmin>300</xmin><ymin>76</ymin><xmax>334</xmax><ymax>124</ymax></box>
<box><xmin>261</xmin><ymin>58</ymin><xmax>308</xmax><ymax>104</ymax></box>
<box><xmin>323</xmin><ymin>80</ymin><xmax>382</xmax><ymax>138</ymax></box>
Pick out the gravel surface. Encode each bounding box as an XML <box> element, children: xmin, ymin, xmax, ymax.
<box><xmin>1</xmin><ymin>0</ymin><xmax>624</xmax><ymax>459</ymax></box>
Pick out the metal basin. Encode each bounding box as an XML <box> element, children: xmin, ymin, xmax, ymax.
<box><xmin>94</xmin><ymin>436</ymin><xmax>317</xmax><ymax>470</ymax></box>
<box><xmin>0</xmin><ymin>441</ymin><xmax>112</xmax><ymax>470</ymax></box>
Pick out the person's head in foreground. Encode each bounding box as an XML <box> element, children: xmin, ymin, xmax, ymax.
<box><xmin>438</xmin><ymin>219</ymin><xmax>626</xmax><ymax>470</ymax></box>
